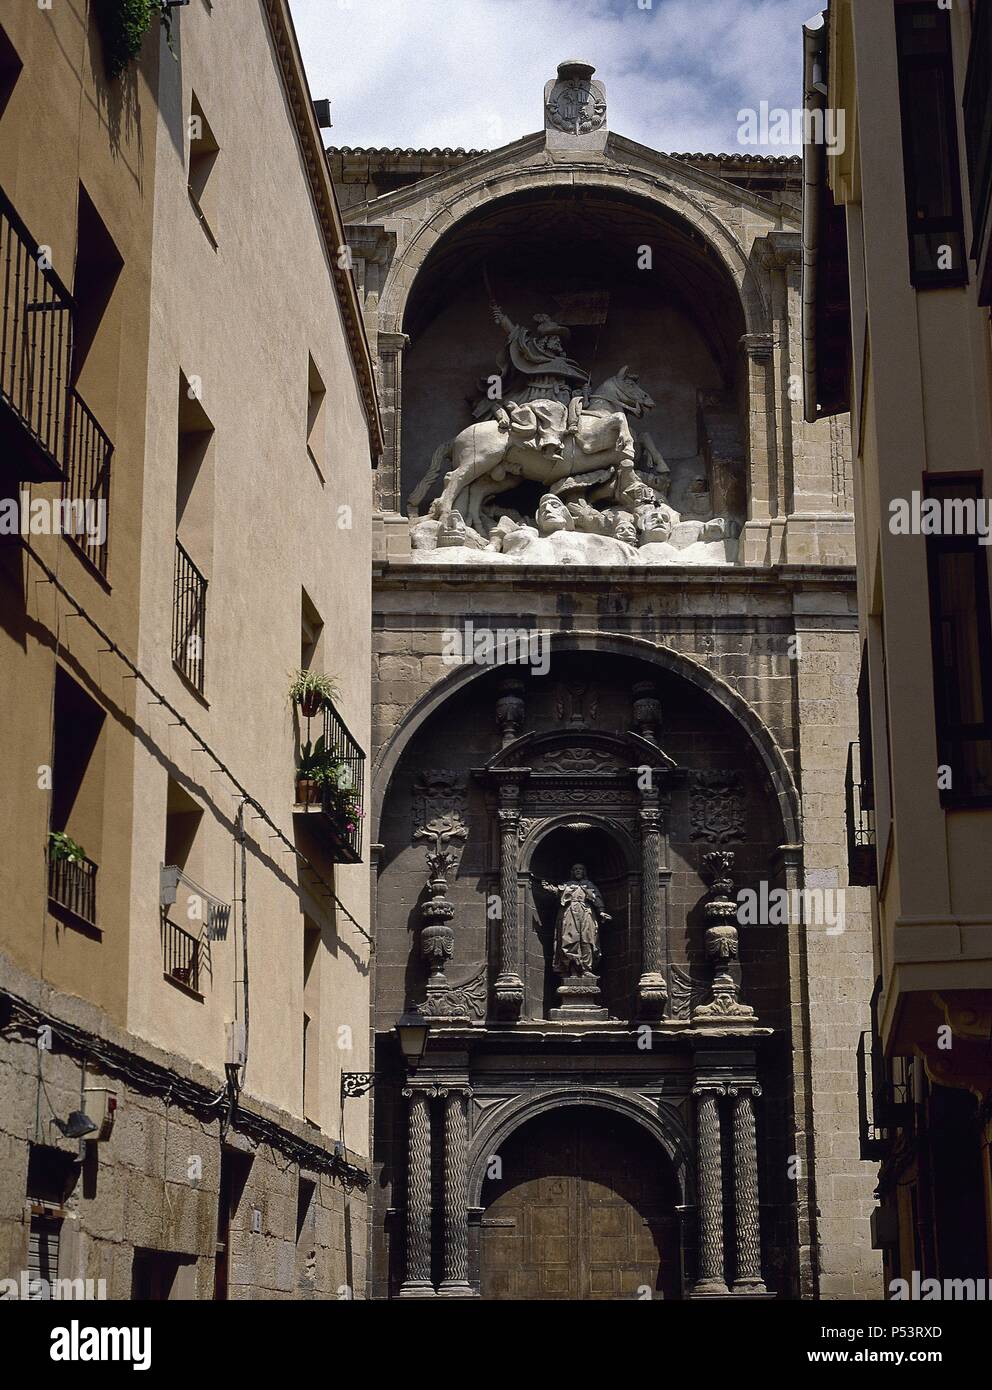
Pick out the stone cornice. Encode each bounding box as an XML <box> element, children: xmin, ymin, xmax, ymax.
<box><xmin>262</xmin><ymin>0</ymin><xmax>384</xmax><ymax>462</ymax></box>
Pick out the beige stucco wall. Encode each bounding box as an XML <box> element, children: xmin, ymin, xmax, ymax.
<box><xmin>124</xmin><ymin>0</ymin><xmax>373</xmax><ymax>1158</ymax></box>
<box><xmin>828</xmin><ymin>0</ymin><xmax>992</xmax><ymax>1055</ymax></box>
<box><xmin>0</xmin><ymin>0</ymin><xmax>159</xmax><ymax>1024</ymax></box>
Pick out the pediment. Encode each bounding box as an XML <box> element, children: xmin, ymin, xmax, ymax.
<box><xmin>481</xmin><ymin>728</ymin><xmax>678</xmax><ymax>776</ymax></box>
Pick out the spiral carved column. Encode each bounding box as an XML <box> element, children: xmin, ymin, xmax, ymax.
<box><xmin>439</xmin><ymin>1087</ymin><xmax>474</xmax><ymax>1296</ymax></box>
<box><xmin>692</xmin><ymin>1085</ymin><xmax>728</xmax><ymax>1294</ymax></box>
<box><xmin>637</xmin><ymin>788</ymin><xmax>668</xmax><ymax>1018</ymax></box>
<box><xmin>399</xmin><ymin>1087</ymin><xmax>435</xmax><ymax>1297</ymax></box>
<box><xmin>731</xmin><ymin>1086</ymin><xmax>766</xmax><ymax>1292</ymax></box>
<box><xmin>493</xmin><ymin>774</ymin><xmax>526</xmax><ymax>1019</ymax></box>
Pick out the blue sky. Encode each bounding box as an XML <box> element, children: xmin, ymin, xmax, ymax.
<box><xmin>288</xmin><ymin>0</ymin><xmax>822</xmax><ymax>154</ymax></box>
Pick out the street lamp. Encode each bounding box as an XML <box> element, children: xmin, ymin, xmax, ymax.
<box><xmin>341</xmin><ymin>1012</ymin><xmax>430</xmax><ymax>1099</ymax></box>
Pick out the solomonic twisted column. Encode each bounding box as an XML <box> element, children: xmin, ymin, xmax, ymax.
<box><xmin>439</xmin><ymin>1087</ymin><xmax>474</xmax><ymax>1297</ymax></box>
<box><xmin>637</xmin><ymin>789</ymin><xmax>668</xmax><ymax>1018</ymax></box>
<box><xmin>692</xmin><ymin>1085</ymin><xmax>728</xmax><ymax>1294</ymax></box>
<box><xmin>493</xmin><ymin>777</ymin><xmax>526</xmax><ymax>1019</ymax></box>
<box><xmin>731</xmin><ymin>1086</ymin><xmax>766</xmax><ymax>1293</ymax></box>
<box><xmin>399</xmin><ymin>1087</ymin><xmax>435</xmax><ymax>1297</ymax></box>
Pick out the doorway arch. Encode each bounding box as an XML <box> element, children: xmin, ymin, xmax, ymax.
<box><xmin>477</xmin><ymin>1103</ymin><xmax>684</xmax><ymax>1300</ymax></box>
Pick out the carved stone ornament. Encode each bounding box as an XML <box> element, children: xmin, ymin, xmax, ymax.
<box><xmin>689</xmin><ymin>771</ymin><xmax>745</xmax><ymax>844</ymax></box>
<box><xmin>415</xmin><ymin>964</ymin><xmax>488</xmax><ymax>1021</ymax></box>
<box><xmin>545</xmin><ymin>61</ymin><xmax>607</xmax><ymax>135</ymax></box>
<box><xmin>536</xmin><ymin>745</ymin><xmax>618</xmax><ymax>775</ymax></box>
<box><xmin>692</xmin><ymin>850</ymin><xmax>756</xmax><ymax>1025</ymax></box>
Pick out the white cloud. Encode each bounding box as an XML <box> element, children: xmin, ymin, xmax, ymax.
<box><xmin>289</xmin><ymin>0</ymin><xmax>819</xmax><ymax>154</ymax></box>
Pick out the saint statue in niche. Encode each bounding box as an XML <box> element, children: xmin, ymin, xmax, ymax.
<box><xmin>541</xmin><ymin>863</ymin><xmax>610</xmax><ymax>977</ymax></box>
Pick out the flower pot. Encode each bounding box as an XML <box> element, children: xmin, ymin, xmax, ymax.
<box><xmin>296</xmin><ymin>776</ymin><xmax>320</xmax><ymax>806</ymax></box>
<box><xmin>298</xmin><ymin>690</ymin><xmax>324</xmax><ymax>720</ymax></box>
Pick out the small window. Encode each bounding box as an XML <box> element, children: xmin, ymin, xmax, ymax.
<box><xmin>188</xmin><ymin>92</ymin><xmax>219</xmax><ymax>246</ymax></box>
<box><xmin>302</xmin><ymin>918</ymin><xmax>320</xmax><ymax>1126</ymax></box>
<box><xmin>307</xmin><ymin>354</ymin><xmax>327</xmax><ymax>480</ymax></box>
<box><xmin>72</xmin><ymin>185</ymin><xmax>123</xmax><ymax>384</ymax></box>
<box><xmin>0</xmin><ymin>24</ymin><xmax>23</xmax><ymax>120</ymax></box>
<box><xmin>894</xmin><ymin>3</ymin><xmax>968</xmax><ymax>288</ymax></box>
<box><xmin>49</xmin><ymin>667</ymin><xmax>105</xmax><ymax>930</ymax></box>
<box><xmin>925</xmin><ymin>475</ymin><xmax>992</xmax><ymax>804</ymax></box>
<box><xmin>301</xmin><ymin>588</ymin><xmax>323</xmax><ymax>670</ymax></box>
<box><xmin>174</xmin><ymin>374</ymin><xmax>213</xmax><ymax>694</ymax></box>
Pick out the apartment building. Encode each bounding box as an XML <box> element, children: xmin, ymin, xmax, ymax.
<box><xmin>804</xmin><ymin>0</ymin><xmax>992</xmax><ymax>1292</ymax></box>
<box><xmin>0</xmin><ymin>0</ymin><xmax>380</xmax><ymax>1299</ymax></box>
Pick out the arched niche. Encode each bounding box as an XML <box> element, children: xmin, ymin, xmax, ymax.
<box><xmin>522</xmin><ymin>817</ymin><xmax>637</xmax><ymax>1021</ymax></box>
<box><xmin>394</xmin><ymin>186</ymin><xmax>754</xmax><ymax>524</ymax></box>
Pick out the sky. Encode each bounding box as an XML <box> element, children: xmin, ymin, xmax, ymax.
<box><xmin>288</xmin><ymin>0</ymin><xmax>822</xmax><ymax>155</ymax></box>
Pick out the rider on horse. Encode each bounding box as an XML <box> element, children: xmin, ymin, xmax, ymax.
<box><xmin>473</xmin><ymin>305</ymin><xmax>589</xmax><ymax>462</ymax></box>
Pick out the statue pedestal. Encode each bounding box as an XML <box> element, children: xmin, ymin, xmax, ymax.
<box><xmin>550</xmin><ymin>973</ymin><xmax>607</xmax><ymax>1021</ymax></box>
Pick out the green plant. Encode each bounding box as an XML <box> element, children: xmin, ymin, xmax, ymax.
<box><xmin>95</xmin><ymin>0</ymin><xmax>175</xmax><ymax>82</ymax></box>
<box><xmin>297</xmin><ymin>736</ymin><xmax>339</xmax><ymax>784</ymax></box>
<box><xmin>48</xmin><ymin>831</ymin><xmax>87</xmax><ymax>865</ymax></box>
<box><xmin>288</xmin><ymin>669</ymin><xmax>339</xmax><ymax>712</ymax></box>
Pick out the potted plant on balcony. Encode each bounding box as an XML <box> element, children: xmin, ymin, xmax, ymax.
<box><xmin>48</xmin><ymin>830</ymin><xmax>87</xmax><ymax>864</ymax></box>
<box><xmin>288</xmin><ymin>669</ymin><xmax>338</xmax><ymax>721</ymax></box>
<box><xmin>321</xmin><ymin>767</ymin><xmax>364</xmax><ymax>845</ymax></box>
<box><xmin>296</xmin><ymin>737</ymin><xmax>339</xmax><ymax>807</ymax></box>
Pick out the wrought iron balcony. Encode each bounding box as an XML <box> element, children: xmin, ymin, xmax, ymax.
<box><xmin>64</xmin><ymin>391</ymin><xmax>112</xmax><ymax>576</ymax></box>
<box><xmin>845</xmin><ymin>740</ymin><xmax>876</xmax><ymax>887</ymax></box>
<box><xmin>857</xmin><ymin>981</ymin><xmax>913</xmax><ymax>1160</ymax></box>
<box><xmin>293</xmin><ymin>700</ymin><xmax>366</xmax><ymax>863</ymax></box>
<box><xmin>0</xmin><ymin>187</ymin><xmax>73</xmax><ymax>480</ymax></box>
<box><xmin>163</xmin><ymin>918</ymin><xmax>203</xmax><ymax>995</ymax></box>
<box><xmin>48</xmin><ymin>849</ymin><xmax>98</xmax><ymax>929</ymax></box>
<box><xmin>173</xmin><ymin>540</ymin><xmax>207</xmax><ymax>693</ymax></box>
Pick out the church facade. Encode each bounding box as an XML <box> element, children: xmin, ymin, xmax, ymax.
<box><xmin>333</xmin><ymin>62</ymin><xmax>880</xmax><ymax>1300</ymax></box>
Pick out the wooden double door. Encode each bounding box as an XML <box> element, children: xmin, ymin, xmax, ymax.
<box><xmin>480</xmin><ymin>1106</ymin><xmax>681</xmax><ymax>1300</ymax></box>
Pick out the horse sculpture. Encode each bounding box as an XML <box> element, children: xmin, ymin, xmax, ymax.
<box><xmin>408</xmin><ymin>368</ymin><xmax>656</xmax><ymax>534</ymax></box>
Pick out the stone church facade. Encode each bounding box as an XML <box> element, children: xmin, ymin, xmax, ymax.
<box><xmin>333</xmin><ymin>62</ymin><xmax>880</xmax><ymax>1300</ymax></box>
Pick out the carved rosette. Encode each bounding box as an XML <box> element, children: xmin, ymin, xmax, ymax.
<box><xmin>693</xmin><ymin>850</ymin><xmax>756</xmax><ymax>1024</ymax></box>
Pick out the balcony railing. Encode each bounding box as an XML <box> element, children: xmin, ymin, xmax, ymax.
<box><xmin>295</xmin><ymin>701</ymin><xmax>366</xmax><ymax>863</ymax></box>
<box><xmin>48</xmin><ymin>850</ymin><xmax>98</xmax><ymax>928</ymax></box>
<box><xmin>0</xmin><ymin>187</ymin><xmax>73</xmax><ymax>479</ymax></box>
<box><xmin>163</xmin><ymin>918</ymin><xmax>202</xmax><ymax>994</ymax></box>
<box><xmin>845</xmin><ymin>740</ymin><xmax>876</xmax><ymax>887</ymax></box>
<box><xmin>64</xmin><ymin>391</ymin><xmax>112</xmax><ymax>576</ymax></box>
<box><xmin>173</xmin><ymin>540</ymin><xmax>207</xmax><ymax>693</ymax></box>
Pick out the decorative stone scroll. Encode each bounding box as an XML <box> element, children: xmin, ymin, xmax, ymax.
<box><xmin>415</xmin><ymin>964</ymin><xmax>488</xmax><ymax>1022</ymax></box>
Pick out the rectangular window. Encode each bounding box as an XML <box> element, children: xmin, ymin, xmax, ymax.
<box><xmin>49</xmin><ymin>667</ymin><xmax>105</xmax><ymax>931</ymax></box>
<box><xmin>302</xmin><ymin>918</ymin><xmax>320</xmax><ymax>1126</ymax></box>
<box><xmin>301</xmin><ymin>588</ymin><xmax>323</xmax><ymax>671</ymax></box>
<box><xmin>925</xmin><ymin>475</ymin><xmax>992</xmax><ymax>803</ymax></box>
<box><xmin>0</xmin><ymin>23</ymin><xmax>23</xmax><ymax>120</ymax></box>
<box><xmin>895</xmin><ymin>3</ymin><xmax>968</xmax><ymax>287</ymax></box>
<box><xmin>162</xmin><ymin>778</ymin><xmax>206</xmax><ymax>995</ymax></box>
<box><xmin>174</xmin><ymin>374</ymin><xmax>213</xmax><ymax>694</ymax></box>
<box><xmin>307</xmin><ymin>354</ymin><xmax>327</xmax><ymax>480</ymax></box>
<box><xmin>188</xmin><ymin>92</ymin><xmax>219</xmax><ymax>247</ymax></box>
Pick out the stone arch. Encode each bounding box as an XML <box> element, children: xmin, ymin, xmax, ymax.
<box><xmin>517</xmin><ymin>809</ymin><xmax>639</xmax><ymax>873</ymax></box>
<box><xmin>375</xmin><ymin>164</ymin><xmax>770</xmax><ymax>340</ymax></box>
<box><xmin>467</xmin><ymin>1086</ymin><xmax>694</xmax><ymax>1209</ymax></box>
<box><xmin>371</xmin><ymin>631</ymin><xmax>801</xmax><ymax>845</ymax></box>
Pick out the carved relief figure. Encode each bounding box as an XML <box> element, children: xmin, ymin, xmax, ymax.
<box><xmin>541</xmin><ymin>863</ymin><xmax>609</xmax><ymax>976</ymax></box>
